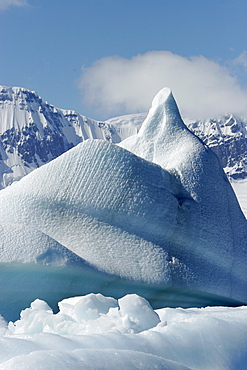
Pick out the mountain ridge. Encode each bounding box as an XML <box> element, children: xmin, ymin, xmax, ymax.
<box><xmin>0</xmin><ymin>85</ymin><xmax>115</xmax><ymax>188</ymax></box>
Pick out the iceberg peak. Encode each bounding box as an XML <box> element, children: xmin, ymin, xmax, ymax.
<box><xmin>137</xmin><ymin>87</ymin><xmax>186</xmax><ymax>142</ymax></box>
<box><xmin>151</xmin><ymin>87</ymin><xmax>181</xmax><ymax>119</ymax></box>
<box><xmin>151</xmin><ymin>87</ymin><xmax>173</xmax><ymax>108</ymax></box>
<box><xmin>120</xmin><ymin>87</ymin><xmax>192</xmax><ymax>167</ymax></box>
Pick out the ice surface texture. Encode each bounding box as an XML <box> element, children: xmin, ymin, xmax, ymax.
<box><xmin>0</xmin><ymin>87</ymin><xmax>246</xmax><ymax>305</ymax></box>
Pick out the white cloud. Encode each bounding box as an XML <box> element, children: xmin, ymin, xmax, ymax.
<box><xmin>79</xmin><ymin>51</ymin><xmax>247</xmax><ymax>120</ymax></box>
<box><xmin>0</xmin><ymin>0</ymin><xmax>28</xmax><ymax>11</ymax></box>
<box><xmin>232</xmin><ymin>51</ymin><xmax>247</xmax><ymax>69</ymax></box>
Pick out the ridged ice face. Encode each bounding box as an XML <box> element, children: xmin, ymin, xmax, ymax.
<box><xmin>0</xmin><ymin>87</ymin><xmax>246</xmax><ymax>305</ymax></box>
<box><xmin>0</xmin><ymin>139</ymin><xmax>177</xmax><ymax>284</ymax></box>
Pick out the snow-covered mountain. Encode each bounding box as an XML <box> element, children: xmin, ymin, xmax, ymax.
<box><xmin>186</xmin><ymin>115</ymin><xmax>247</xmax><ymax>180</ymax></box>
<box><xmin>0</xmin><ymin>86</ymin><xmax>116</xmax><ymax>188</ymax></box>
<box><xmin>1</xmin><ymin>85</ymin><xmax>247</xmax><ymax>189</ymax></box>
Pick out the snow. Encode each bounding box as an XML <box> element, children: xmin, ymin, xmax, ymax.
<box><xmin>231</xmin><ymin>179</ymin><xmax>247</xmax><ymax>218</ymax></box>
<box><xmin>0</xmin><ymin>293</ymin><xmax>246</xmax><ymax>369</ymax></box>
<box><xmin>108</xmin><ymin>111</ymin><xmax>247</xmax><ymax>181</ymax></box>
<box><xmin>0</xmin><ymin>86</ymin><xmax>115</xmax><ymax>188</ymax></box>
<box><xmin>0</xmin><ymin>87</ymin><xmax>246</xmax><ymax>368</ymax></box>
<box><xmin>106</xmin><ymin>112</ymin><xmax>146</xmax><ymax>142</ymax></box>
<box><xmin>0</xmin><ymin>222</ymin><xmax>84</xmax><ymax>265</ymax></box>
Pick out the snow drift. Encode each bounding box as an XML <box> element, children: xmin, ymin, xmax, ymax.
<box><xmin>0</xmin><ymin>88</ymin><xmax>246</xmax><ymax>314</ymax></box>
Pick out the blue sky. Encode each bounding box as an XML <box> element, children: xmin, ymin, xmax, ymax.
<box><xmin>1</xmin><ymin>0</ymin><xmax>247</xmax><ymax>120</ymax></box>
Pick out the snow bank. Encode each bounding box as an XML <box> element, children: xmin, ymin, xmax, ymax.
<box><xmin>0</xmin><ymin>293</ymin><xmax>246</xmax><ymax>369</ymax></box>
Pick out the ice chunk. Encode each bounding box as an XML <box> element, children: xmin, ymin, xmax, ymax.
<box><xmin>59</xmin><ymin>293</ymin><xmax>118</xmax><ymax>322</ymax></box>
<box><xmin>118</xmin><ymin>294</ymin><xmax>160</xmax><ymax>332</ymax></box>
<box><xmin>8</xmin><ymin>293</ymin><xmax>159</xmax><ymax>336</ymax></box>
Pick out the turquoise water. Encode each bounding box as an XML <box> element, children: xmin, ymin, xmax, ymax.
<box><xmin>0</xmin><ymin>263</ymin><xmax>243</xmax><ymax>321</ymax></box>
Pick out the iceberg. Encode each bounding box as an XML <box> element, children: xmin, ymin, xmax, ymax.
<box><xmin>0</xmin><ymin>88</ymin><xmax>246</xmax><ymax>321</ymax></box>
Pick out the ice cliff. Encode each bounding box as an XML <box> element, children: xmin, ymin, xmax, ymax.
<box><xmin>0</xmin><ymin>88</ymin><xmax>246</xmax><ymax>310</ymax></box>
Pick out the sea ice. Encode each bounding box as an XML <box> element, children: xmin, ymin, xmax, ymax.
<box><xmin>0</xmin><ymin>293</ymin><xmax>245</xmax><ymax>370</ymax></box>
